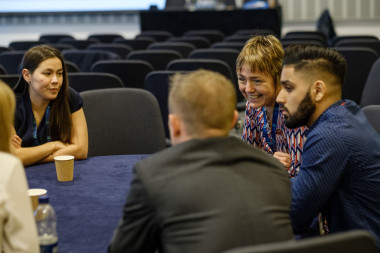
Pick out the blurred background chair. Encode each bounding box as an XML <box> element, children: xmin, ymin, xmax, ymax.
<box><xmin>113</xmin><ymin>37</ymin><xmax>155</xmax><ymax>50</ymax></box>
<box><xmin>234</xmin><ymin>29</ymin><xmax>276</xmax><ymax>37</ymax></box>
<box><xmin>0</xmin><ymin>46</ymin><xmax>12</xmax><ymax>55</ymax></box>
<box><xmin>87</xmin><ymin>43</ymin><xmax>133</xmax><ymax>58</ymax></box>
<box><xmin>64</xmin><ymin>61</ymin><xmax>80</xmax><ymax>73</ymax></box>
<box><xmin>222</xmin><ymin>230</ymin><xmax>377</xmax><ymax>253</ymax></box>
<box><xmin>47</xmin><ymin>43</ymin><xmax>76</xmax><ymax>52</ymax></box>
<box><xmin>336</xmin><ymin>47</ymin><xmax>379</xmax><ymax>105</ymax></box>
<box><xmin>0</xmin><ymin>51</ymin><xmax>25</xmax><ymax>74</ymax></box>
<box><xmin>360</xmin><ymin>58</ymin><xmax>380</xmax><ymax>107</ymax></box>
<box><xmin>362</xmin><ymin>105</ymin><xmax>380</xmax><ymax>135</ymax></box>
<box><xmin>81</xmin><ymin>88</ymin><xmax>166</xmax><ymax>156</ymax></box>
<box><xmin>211</xmin><ymin>41</ymin><xmax>245</xmax><ymax>51</ymax></box>
<box><xmin>9</xmin><ymin>40</ymin><xmax>43</xmax><ymax>50</ymax></box>
<box><xmin>91</xmin><ymin>59</ymin><xmax>154</xmax><ymax>89</ymax></box>
<box><xmin>331</xmin><ymin>35</ymin><xmax>379</xmax><ymax>47</ymax></box>
<box><xmin>127</xmin><ymin>49</ymin><xmax>182</xmax><ymax>70</ymax></box>
<box><xmin>87</xmin><ymin>34</ymin><xmax>124</xmax><ymax>43</ymax></box>
<box><xmin>0</xmin><ymin>74</ymin><xmax>19</xmax><ymax>88</ymax></box>
<box><xmin>282</xmin><ymin>31</ymin><xmax>328</xmax><ymax>47</ymax></box>
<box><xmin>62</xmin><ymin>49</ymin><xmax>121</xmax><ymax>72</ymax></box>
<box><xmin>147</xmin><ymin>42</ymin><xmax>196</xmax><ymax>58</ymax></box>
<box><xmin>183</xmin><ymin>29</ymin><xmax>225</xmax><ymax>44</ymax></box>
<box><xmin>188</xmin><ymin>48</ymin><xmax>243</xmax><ymax>102</ymax></box>
<box><xmin>68</xmin><ymin>72</ymin><xmax>124</xmax><ymax>92</ymax></box>
<box><xmin>334</xmin><ymin>39</ymin><xmax>380</xmax><ymax>56</ymax></box>
<box><xmin>167</xmin><ymin>58</ymin><xmax>233</xmax><ymax>82</ymax></box>
<box><xmin>281</xmin><ymin>38</ymin><xmax>326</xmax><ymax>48</ymax></box>
<box><xmin>223</xmin><ymin>35</ymin><xmax>252</xmax><ymax>43</ymax></box>
<box><xmin>135</xmin><ymin>30</ymin><xmax>173</xmax><ymax>42</ymax></box>
<box><xmin>167</xmin><ymin>36</ymin><xmax>211</xmax><ymax>48</ymax></box>
<box><xmin>59</xmin><ymin>38</ymin><xmax>99</xmax><ymax>49</ymax></box>
<box><xmin>0</xmin><ymin>65</ymin><xmax>6</xmax><ymax>75</ymax></box>
<box><xmin>39</xmin><ymin>34</ymin><xmax>75</xmax><ymax>43</ymax></box>
<box><xmin>145</xmin><ymin>70</ymin><xmax>188</xmax><ymax>139</ymax></box>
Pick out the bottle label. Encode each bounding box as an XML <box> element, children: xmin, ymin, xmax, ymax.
<box><xmin>40</xmin><ymin>242</ymin><xmax>58</xmax><ymax>253</ymax></box>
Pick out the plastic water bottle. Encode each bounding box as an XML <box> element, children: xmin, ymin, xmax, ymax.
<box><xmin>34</xmin><ymin>195</ymin><xmax>58</xmax><ymax>253</ymax></box>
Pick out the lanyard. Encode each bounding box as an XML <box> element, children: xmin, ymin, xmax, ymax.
<box><xmin>32</xmin><ymin>105</ymin><xmax>51</xmax><ymax>145</ymax></box>
<box><xmin>263</xmin><ymin>103</ymin><xmax>279</xmax><ymax>152</ymax></box>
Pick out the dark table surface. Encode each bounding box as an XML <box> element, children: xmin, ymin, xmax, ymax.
<box><xmin>25</xmin><ymin>155</ymin><xmax>148</xmax><ymax>253</ymax></box>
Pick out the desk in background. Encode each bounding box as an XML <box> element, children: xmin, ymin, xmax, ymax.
<box><xmin>139</xmin><ymin>7</ymin><xmax>282</xmax><ymax>37</ymax></box>
<box><xmin>25</xmin><ymin>155</ymin><xmax>148</xmax><ymax>253</ymax></box>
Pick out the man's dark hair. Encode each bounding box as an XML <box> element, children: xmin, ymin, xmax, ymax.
<box><xmin>283</xmin><ymin>45</ymin><xmax>347</xmax><ymax>86</ymax></box>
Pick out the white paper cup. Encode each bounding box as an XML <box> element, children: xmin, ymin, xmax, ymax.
<box><xmin>27</xmin><ymin>188</ymin><xmax>47</xmax><ymax>211</ymax></box>
<box><xmin>54</xmin><ymin>155</ymin><xmax>75</xmax><ymax>181</ymax></box>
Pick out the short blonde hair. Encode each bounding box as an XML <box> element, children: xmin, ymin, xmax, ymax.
<box><xmin>0</xmin><ymin>80</ymin><xmax>16</xmax><ymax>153</ymax></box>
<box><xmin>169</xmin><ymin>70</ymin><xmax>237</xmax><ymax>136</ymax></box>
<box><xmin>236</xmin><ymin>35</ymin><xmax>284</xmax><ymax>86</ymax></box>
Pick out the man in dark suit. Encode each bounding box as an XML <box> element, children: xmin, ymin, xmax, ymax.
<box><xmin>108</xmin><ymin>70</ymin><xmax>293</xmax><ymax>253</ymax></box>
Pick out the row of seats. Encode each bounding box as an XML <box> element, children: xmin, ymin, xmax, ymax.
<box><xmin>1</xmin><ymin>31</ymin><xmax>379</xmax><ymax>107</ymax></box>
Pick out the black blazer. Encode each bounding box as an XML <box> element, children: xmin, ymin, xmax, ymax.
<box><xmin>108</xmin><ymin>136</ymin><xmax>293</xmax><ymax>253</ymax></box>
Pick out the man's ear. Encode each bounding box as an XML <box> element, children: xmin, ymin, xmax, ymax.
<box><xmin>168</xmin><ymin>113</ymin><xmax>181</xmax><ymax>139</ymax></box>
<box><xmin>22</xmin><ymin>69</ymin><xmax>31</xmax><ymax>84</ymax></box>
<box><xmin>230</xmin><ymin>110</ymin><xmax>239</xmax><ymax>129</ymax></box>
<box><xmin>312</xmin><ymin>80</ymin><xmax>326</xmax><ymax>102</ymax></box>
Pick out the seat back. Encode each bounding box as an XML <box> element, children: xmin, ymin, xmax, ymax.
<box><xmin>331</xmin><ymin>35</ymin><xmax>379</xmax><ymax>47</ymax></box>
<box><xmin>91</xmin><ymin>60</ymin><xmax>154</xmax><ymax>89</ymax></box>
<box><xmin>183</xmin><ymin>30</ymin><xmax>225</xmax><ymax>44</ymax></box>
<box><xmin>222</xmin><ymin>230</ymin><xmax>378</xmax><ymax>253</ymax></box>
<box><xmin>0</xmin><ymin>74</ymin><xmax>19</xmax><ymax>88</ymax></box>
<box><xmin>335</xmin><ymin>40</ymin><xmax>380</xmax><ymax>56</ymax></box>
<box><xmin>234</xmin><ymin>29</ymin><xmax>276</xmax><ymax>36</ymax></box>
<box><xmin>362</xmin><ymin>105</ymin><xmax>380</xmax><ymax>135</ymax></box>
<box><xmin>224</xmin><ymin>35</ymin><xmax>252</xmax><ymax>43</ymax></box>
<box><xmin>0</xmin><ymin>51</ymin><xmax>25</xmax><ymax>74</ymax></box>
<box><xmin>87</xmin><ymin>43</ymin><xmax>133</xmax><ymax>58</ymax></box>
<box><xmin>65</xmin><ymin>61</ymin><xmax>80</xmax><ymax>73</ymax></box>
<box><xmin>361</xmin><ymin>59</ymin><xmax>380</xmax><ymax>107</ymax></box>
<box><xmin>127</xmin><ymin>49</ymin><xmax>182</xmax><ymax>70</ymax></box>
<box><xmin>62</xmin><ymin>49</ymin><xmax>121</xmax><ymax>72</ymax></box>
<box><xmin>68</xmin><ymin>72</ymin><xmax>124</xmax><ymax>92</ymax></box>
<box><xmin>81</xmin><ymin>88</ymin><xmax>166</xmax><ymax>156</ymax></box>
<box><xmin>167</xmin><ymin>58</ymin><xmax>233</xmax><ymax>84</ymax></box>
<box><xmin>87</xmin><ymin>34</ymin><xmax>124</xmax><ymax>43</ymax></box>
<box><xmin>336</xmin><ymin>47</ymin><xmax>379</xmax><ymax>105</ymax></box>
<box><xmin>283</xmin><ymin>31</ymin><xmax>328</xmax><ymax>46</ymax></box>
<box><xmin>113</xmin><ymin>38</ymin><xmax>155</xmax><ymax>50</ymax></box>
<box><xmin>0</xmin><ymin>65</ymin><xmax>6</xmax><ymax>75</ymax></box>
<box><xmin>135</xmin><ymin>31</ymin><xmax>174</xmax><ymax>42</ymax></box>
<box><xmin>188</xmin><ymin>48</ymin><xmax>243</xmax><ymax>101</ymax></box>
<box><xmin>9</xmin><ymin>41</ymin><xmax>43</xmax><ymax>50</ymax></box>
<box><xmin>281</xmin><ymin>38</ymin><xmax>326</xmax><ymax>48</ymax></box>
<box><xmin>167</xmin><ymin>36</ymin><xmax>211</xmax><ymax>48</ymax></box>
<box><xmin>148</xmin><ymin>42</ymin><xmax>196</xmax><ymax>57</ymax></box>
<box><xmin>59</xmin><ymin>38</ymin><xmax>98</xmax><ymax>49</ymax></box>
<box><xmin>211</xmin><ymin>41</ymin><xmax>245</xmax><ymax>51</ymax></box>
<box><xmin>39</xmin><ymin>34</ymin><xmax>75</xmax><ymax>43</ymax></box>
<box><xmin>145</xmin><ymin>70</ymin><xmax>188</xmax><ymax>138</ymax></box>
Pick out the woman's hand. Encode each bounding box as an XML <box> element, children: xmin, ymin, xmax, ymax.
<box><xmin>273</xmin><ymin>151</ymin><xmax>291</xmax><ymax>169</ymax></box>
<box><xmin>11</xmin><ymin>134</ymin><xmax>22</xmax><ymax>148</ymax></box>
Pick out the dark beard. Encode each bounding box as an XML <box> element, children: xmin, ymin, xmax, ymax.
<box><xmin>284</xmin><ymin>91</ymin><xmax>316</xmax><ymax>129</ymax></box>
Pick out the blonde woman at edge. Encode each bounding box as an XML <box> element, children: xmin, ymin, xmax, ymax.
<box><xmin>0</xmin><ymin>80</ymin><xmax>39</xmax><ymax>253</ymax></box>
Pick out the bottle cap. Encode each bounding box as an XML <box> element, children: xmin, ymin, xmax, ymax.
<box><xmin>38</xmin><ymin>194</ymin><xmax>50</xmax><ymax>204</ymax></box>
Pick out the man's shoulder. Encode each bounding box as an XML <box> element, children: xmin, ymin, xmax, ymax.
<box><xmin>135</xmin><ymin>136</ymin><xmax>283</xmax><ymax>177</ymax></box>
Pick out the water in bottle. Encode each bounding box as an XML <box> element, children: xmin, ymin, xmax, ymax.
<box><xmin>34</xmin><ymin>195</ymin><xmax>58</xmax><ymax>253</ymax></box>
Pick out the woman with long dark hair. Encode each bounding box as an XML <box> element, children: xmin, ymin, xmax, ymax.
<box><xmin>12</xmin><ymin>45</ymin><xmax>88</xmax><ymax>166</ymax></box>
